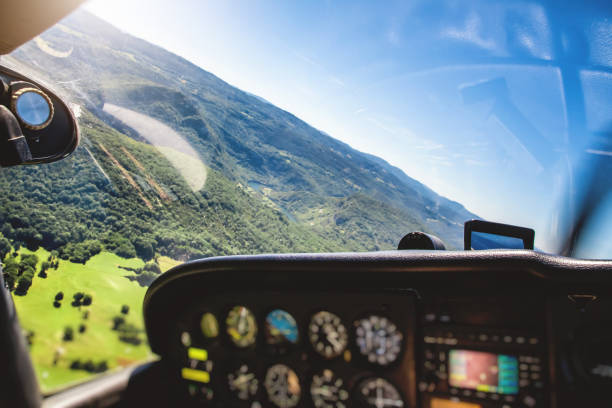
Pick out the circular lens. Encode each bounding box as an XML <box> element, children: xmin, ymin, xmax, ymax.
<box><xmin>226</xmin><ymin>306</ymin><xmax>258</xmax><ymax>348</ymax></box>
<box><xmin>14</xmin><ymin>88</ymin><xmax>53</xmax><ymax>129</ymax></box>
<box><xmin>354</xmin><ymin>314</ymin><xmax>403</xmax><ymax>366</ymax></box>
<box><xmin>200</xmin><ymin>312</ymin><xmax>219</xmax><ymax>339</ymax></box>
<box><xmin>264</xmin><ymin>364</ymin><xmax>301</xmax><ymax>408</ymax></box>
<box><xmin>309</xmin><ymin>311</ymin><xmax>348</xmax><ymax>359</ymax></box>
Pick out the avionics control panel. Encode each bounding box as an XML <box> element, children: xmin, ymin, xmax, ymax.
<box><xmin>418</xmin><ymin>297</ymin><xmax>547</xmax><ymax>408</ymax></box>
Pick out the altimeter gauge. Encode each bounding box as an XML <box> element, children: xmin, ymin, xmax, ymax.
<box><xmin>354</xmin><ymin>314</ymin><xmax>403</xmax><ymax>366</ymax></box>
<box><xmin>309</xmin><ymin>311</ymin><xmax>348</xmax><ymax>359</ymax></box>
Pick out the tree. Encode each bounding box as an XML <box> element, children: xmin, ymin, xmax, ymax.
<box><xmin>19</xmin><ymin>254</ymin><xmax>38</xmax><ymax>271</ymax></box>
<box><xmin>53</xmin><ymin>300</ymin><xmax>61</xmax><ymax>308</ymax></box>
<box><xmin>134</xmin><ymin>237</ymin><xmax>155</xmax><ymax>261</ymax></box>
<box><xmin>14</xmin><ymin>275</ymin><xmax>32</xmax><ymax>295</ymax></box>
<box><xmin>2</xmin><ymin>258</ymin><xmax>19</xmax><ymax>290</ymax></box>
<box><xmin>78</xmin><ymin>324</ymin><xmax>87</xmax><ymax>333</ymax></box>
<box><xmin>63</xmin><ymin>326</ymin><xmax>74</xmax><ymax>341</ymax></box>
<box><xmin>72</xmin><ymin>292</ymin><xmax>84</xmax><ymax>306</ymax></box>
<box><xmin>0</xmin><ymin>234</ymin><xmax>10</xmax><ymax>261</ymax></box>
<box><xmin>112</xmin><ymin>316</ymin><xmax>125</xmax><ymax>330</ymax></box>
<box><xmin>25</xmin><ymin>330</ymin><xmax>34</xmax><ymax>346</ymax></box>
<box><xmin>55</xmin><ymin>291</ymin><xmax>64</xmax><ymax>301</ymax></box>
<box><xmin>143</xmin><ymin>262</ymin><xmax>161</xmax><ymax>274</ymax></box>
<box><xmin>121</xmin><ymin>305</ymin><xmax>129</xmax><ymax>315</ymax></box>
<box><xmin>82</xmin><ymin>294</ymin><xmax>92</xmax><ymax>306</ymax></box>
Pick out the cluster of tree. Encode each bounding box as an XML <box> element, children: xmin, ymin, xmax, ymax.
<box><xmin>59</xmin><ymin>240</ymin><xmax>102</xmax><ymax>264</ymax></box>
<box><xmin>69</xmin><ymin>359</ymin><xmax>108</xmax><ymax>373</ymax></box>
<box><xmin>111</xmin><ymin>305</ymin><xmax>142</xmax><ymax>345</ymax></box>
<box><xmin>117</xmin><ymin>322</ymin><xmax>142</xmax><ymax>345</ymax></box>
<box><xmin>122</xmin><ymin>261</ymin><xmax>162</xmax><ymax>287</ymax></box>
<box><xmin>71</xmin><ymin>292</ymin><xmax>93</xmax><ymax>307</ymax></box>
<box><xmin>3</xmin><ymin>253</ymin><xmax>38</xmax><ymax>295</ymax></box>
<box><xmin>53</xmin><ymin>291</ymin><xmax>63</xmax><ymax>308</ymax></box>
<box><xmin>63</xmin><ymin>326</ymin><xmax>74</xmax><ymax>341</ymax></box>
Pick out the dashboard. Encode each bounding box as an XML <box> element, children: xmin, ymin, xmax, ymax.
<box><xmin>141</xmin><ymin>250</ymin><xmax>612</xmax><ymax>408</ymax></box>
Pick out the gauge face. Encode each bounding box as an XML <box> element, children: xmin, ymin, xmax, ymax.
<box><xmin>264</xmin><ymin>364</ymin><xmax>301</xmax><ymax>408</ymax></box>
<box><xmin>265</xmin><ymin>309</ymin><xmax>299</xmax><ymax>345</ymax></box>
<box><xmin>228</xmin><ymin>364</ymin><xmax>258</xmax><ymax>401</ymax></box>
<box><xmin>200</xmin><ymin>312</ymin><xmax>219</xmax><ymax>339</ymax></box>
<box><xmin>355</xmin><ymin>377</ymin><xmax>404</xmax><ymax>408</ymax></box>
<box><xmin>310</xmin><ymin>369</ymin><xmax>349</xmax><ymax>408</ymax></box>
<box><xmin>309</xmin><ymin>311</ymin><xmax>348</xmax><ymax>359</ymax></box>
<box><xmin>354</xmin><ymin>315</ymin><xmax>403</xmax><ymax>366</ymax></box>
<box><xmin>226</xmin><ymin>306</ymin><xmax>258</xmax><ymax>348</ymax></box>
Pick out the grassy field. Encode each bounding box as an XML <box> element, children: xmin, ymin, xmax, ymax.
<box><xmin>11</xmin><ymin>248</ymin><xmax>179</xmax><ymax>392</ymax></box>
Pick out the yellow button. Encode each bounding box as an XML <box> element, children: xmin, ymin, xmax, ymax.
<box><xmin>181</xmin><ymin>368</ymin><xmax>210</xmax><ymax>383</ymax></box>
<box><xmin>188</xmin><ymin>347</ymin><xmax>208</xmax><ymax>361</ymax></box>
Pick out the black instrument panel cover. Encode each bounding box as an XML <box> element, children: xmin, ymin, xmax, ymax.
<box><xmin>143</xmin><ymin>249</ymin><xmax>612</xmax><ymax>358</ymax></box>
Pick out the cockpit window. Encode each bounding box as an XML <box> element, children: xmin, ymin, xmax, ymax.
<box><xmin>0</xmin><ymin>0</ymin><xmax>611</xmax><ymax>392</ymax></box>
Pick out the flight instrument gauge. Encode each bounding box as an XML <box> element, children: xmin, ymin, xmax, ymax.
<box><xmin>310</xmin><ymin>369</ymin><xmax>349</xmax><ymax>408</ymax></box>
<box><xmin>264</xmin><ymin>364</ymin><xmax>301</xmax><ymax>408</ymax></box>
<box><xmin>265</xmin><ymin>309</ymin><xmax>299</xmax><ymax>345</ymax></box>
<box><xmin>355</xmin><ymin>377</ymin><xmax>404</xmax><ymax>408</ymax></box>
<box><xmin>226</xmin><ymin>306</ymin><xmax>258</xmax><ymax>348</ymax></box>
<box><xmin>228</xmin><ymin>364</ymin><xmax>258</xmax><ymax>401</ymax></box>
<box><xmin>309</xmin><ymin>311</ymin><xmax>348</xmax><ymax>359</ymax></box>
<box><xmin>354</xmin><ymin>314</ymin><xmax>403</xmax><ymax>366</ymax></box>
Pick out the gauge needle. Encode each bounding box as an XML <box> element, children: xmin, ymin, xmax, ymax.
<box><xmin>312</xmin><ymin>387</ymin><xmax>336</xmax><ymax>399</ymax></box>
<box><xmin>238</xmin><ymin>308</ymin><xmax>247</xmax><ymax>332</ymax></box>
<box><xmin>233</xmin><ymin>373</ymin><xmax>254</xmax><ymax>386</ymax></box>
<box><xmin>327</xmin><ymin>332</ymin><xmax>342</xmax><ymax>349</ymax></box>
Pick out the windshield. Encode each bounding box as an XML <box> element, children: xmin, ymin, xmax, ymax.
<box><xmin>1</xmin><ymin>0</ymin><xmax>611</xmax><ymax>392</ymax></box>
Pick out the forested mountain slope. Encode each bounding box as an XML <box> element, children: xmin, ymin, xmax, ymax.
<box><xmin>1</xmin><ymin>10</ymin><xmax>476</xmax><ymax>260</ymax></box>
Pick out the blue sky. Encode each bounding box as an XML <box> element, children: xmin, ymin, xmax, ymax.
<box><xmin>83</xmin><ymin>0</ymin><xmax>612</xmax><ymax>251</ymax></box>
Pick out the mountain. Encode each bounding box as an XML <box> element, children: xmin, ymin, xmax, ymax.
<box><xmin>0</xmin><ymin>10</ymin><xmax>475</xmax><ymax>260</ymax></box>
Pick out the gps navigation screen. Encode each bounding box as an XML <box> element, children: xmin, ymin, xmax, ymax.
<box><xmin>448</xmin><ymin>350</ymin><xmax>519</xmax><ymax>395</ymax></box>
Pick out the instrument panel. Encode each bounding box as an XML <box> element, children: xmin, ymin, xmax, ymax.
<box><xmin>170</xmin><ymin>291</ymin><xmax>417</xmax><ymax>407</ymax></box>
<box><xmin>142</xmin><ymin>250</ymin><xmax>612</xmax><ymax>408</ymax></box>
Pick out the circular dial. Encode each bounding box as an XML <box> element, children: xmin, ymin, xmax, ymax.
<box><xmin>354</xmin><ymin>315</ymin><xmax>403</xmax><ymax>366</ymax></box>
<box><xmin>264</xmin><ymin>364</ymin><xmax>301</xmax><ymax>408</ymax></box>
<box><xmin>310</xmin><ymin>369</ymin><xmax>349</xmax><ymax>408</ymax></box>
<box><xmin>200</xmin><ymin>312</ymin><xmax>219</xmax><ymax>339</ymax></box>
<box><xmin>309</xmin><ymin>311</ymin><xmax>348</xmax><ymax>359</ymax></box>
<box><xmin>355</xmin><ymin>377</ymin><xmax>404</xmax><ymax>408</ymax></box>
<box><xmin>228</xmin><ymin>364</ymin><xmax>258</xmax><ymax>401</ymax></box>
<box><xmin>226</xmin><ymin>306</ymin><xmax>258</xmax><ymax>348</ymax></box>
<box><xmin>265</xmin><ymin>309</ymin><xmax>299</xmax><ymax>345</ymax></box>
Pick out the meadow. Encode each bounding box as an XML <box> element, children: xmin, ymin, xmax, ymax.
<box><xmin>11</xmin><ymin>248</ymin><xmax>179</xmax><ymax>392</ymax></box>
